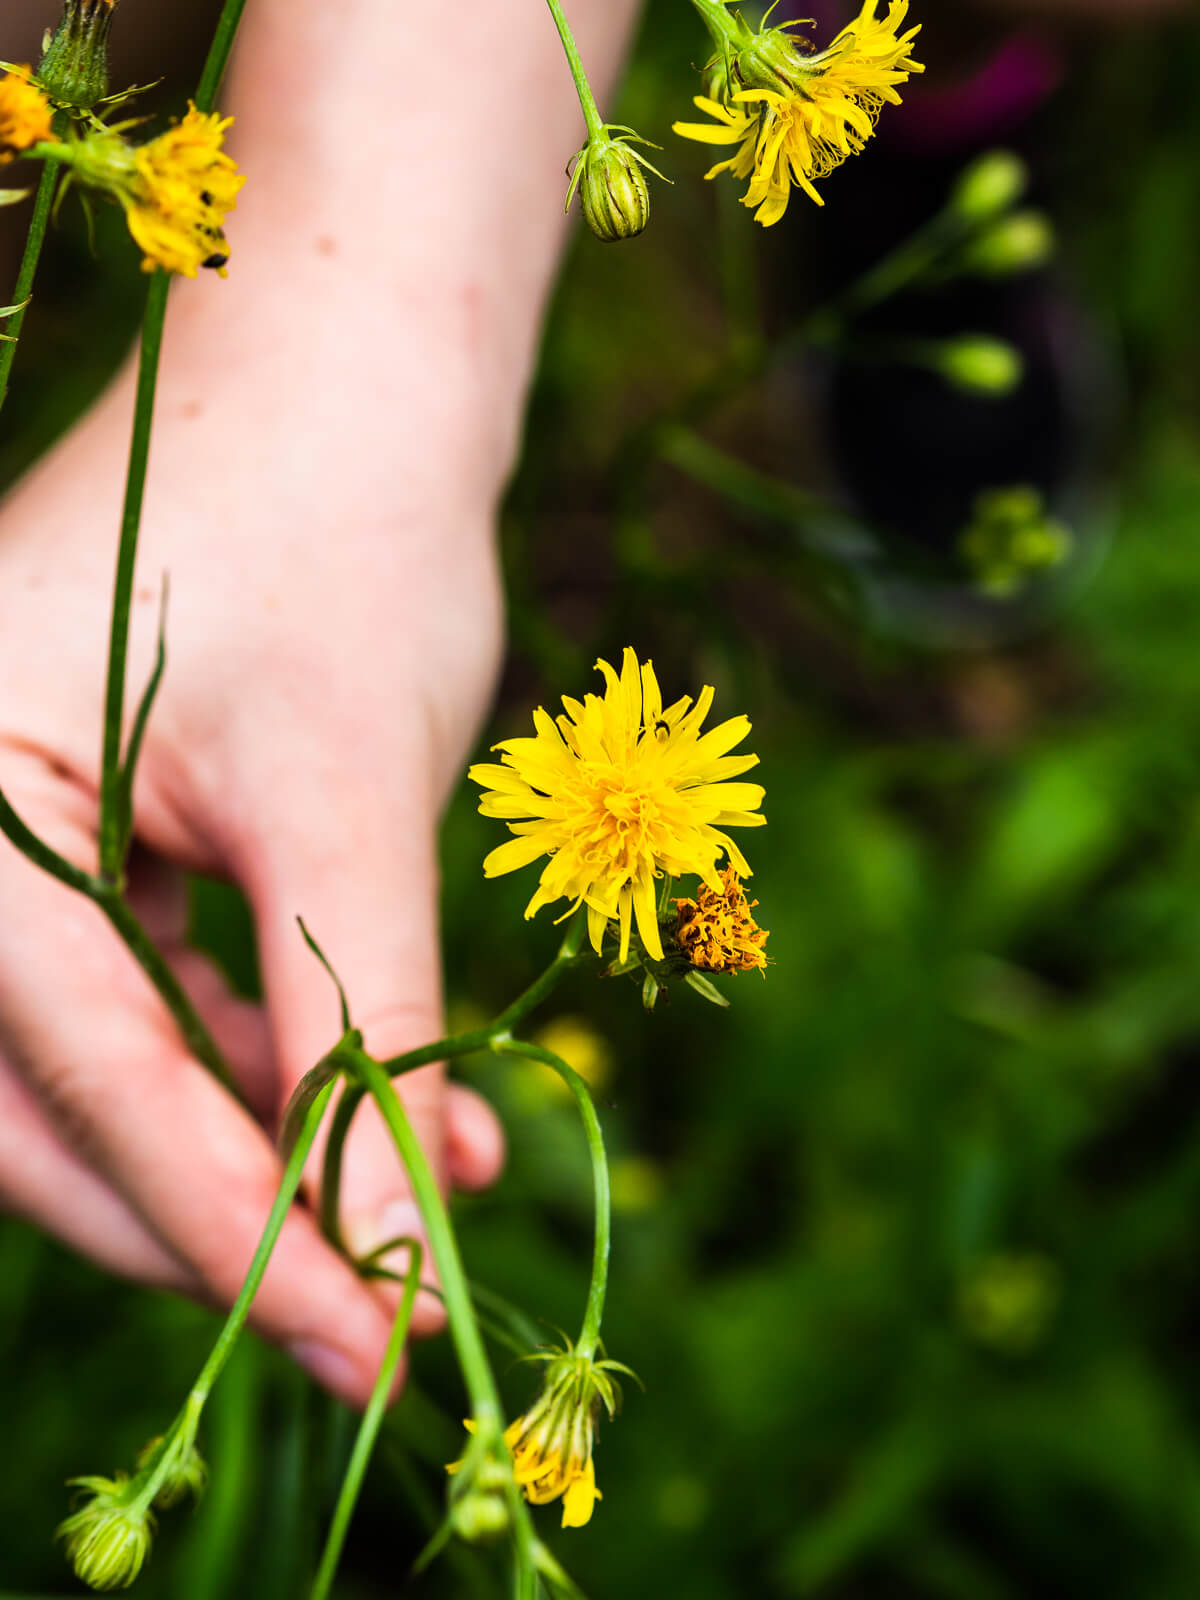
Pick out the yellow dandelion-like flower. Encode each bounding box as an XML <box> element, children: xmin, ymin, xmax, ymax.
<box><xmin>673</xmin><ymin>865</ymin><xmax>770</xmax><ymax>975</ymax></box>
<box><xmin>674</xmin><ymin>0</ymin><xmax>923</xmax><ymax>225</ymax></box>
<box><xmin>449</xmin><ymin>1343</ymin><xmax>632</xmax><ymax>1530</ymax></box>
<box><xmin>468</xmin><ymin>647</ymin><xmax>765</xmax><ymax>964</ymax></box>
<box><xmin>123</xmin><ymin>105</ymin><xmax>244</xmax><ymax>277</ymax></box>
<box><xmin>0</xmin><ymin>66</ymin><xmax>55</xmax><ymax>162</ymax></box>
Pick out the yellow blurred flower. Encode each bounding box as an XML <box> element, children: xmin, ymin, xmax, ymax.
<box><xmin>673</xmin><ymin>866</ymin><xmax>769</xmax><ymax>975</ymax></box>
<box><xmin>469</xmin><ymin>647</ymin><xmax>764</xmax><ymax>964</ymax></box>
<box><xmin>534</xmin><ymin>1016</ymin><xmax>614</xmax><ymax>1099</ymax></box>
<box><xmin>0</xmin><ymin>66</ymin><xmax>55</xmax><ymax>161</ymax></box>
<box><xmin>674</xmin><ymin>0</ymin><xmax>923</xmax><ymax>225</ymax></box>
<box><xmin>123</xmin><ymin>105</ymin><xmax>244</xmax><ymax>276</ymax></box>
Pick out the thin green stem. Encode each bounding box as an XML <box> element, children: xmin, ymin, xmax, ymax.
<box><xmin>321</xmin><ymin>915</ymin><xmax>589</xmax><ymax>1254</ymax></box>
<box><xmin>0</xmin><ymin>785</ymin><xmax>101</xmax><ymax>896</ymax></box>
<box><xmin>309</xmin><ymin>1243</ymin><xmax>423</xmax><ymax>1600</ymax></box>
<box><xmin>193</xmin><ymin>1080</ymin><xmax>337</xmax><ymax>1404</ymax></box>
<box><xmin>543</xmin><ymin>0</ymin><xmax>604</xmax><ymax>139</ymax></box>
<box><xmin>98</xmin><ymin>890</ymin><xmax>238</xmax><ymax>1094</ymax></box>
<box><xmin>0</xmin><ymin>157</ymin><xmax>59</xmax><ymax>411</ymax></box>
<box><xmin>494</xmin><ymin>1041</ymin><xmax>610</xmax><ymax>1357</ymax></box>
<box><xmin>97</xmin><ymin>271</ymin><xmax>168</xmax><ymax>883</ymax></box>
<box><xmin>195</xmin><ymin>0</ymin><xmax>250</xmax><ymax>111</ymax></box>
<box><xmin>344</xmin><ymin>1047</ymin><xmax>501</xmax><ymax>1425</ymax></box>
<box><xmin>130</xmin><ymin>1081</ymin><xmax>336</xmax><ymax>1518</ymax></box>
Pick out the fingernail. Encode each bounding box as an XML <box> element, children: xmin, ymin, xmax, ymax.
<box><xmin>287</xmin><ymin>1339</ymin><xmax>362</xmax><ymax>1399</ymax></box>
<box><xmin>343</xmin><ymin>1198</ymin><xmax>427</xmax><ymax>1271</ymax></box>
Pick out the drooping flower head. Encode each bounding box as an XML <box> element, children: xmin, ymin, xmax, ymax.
<box><xmin>123</xmin><ymin>106</ymin><xmax>244</xmax><ymax>276</ymax></box>
<box><xmin>674</xmin><ymin>1</ymin><xmax>923</xmax><ymax>225</ymax></box>
<box><xmin>674</xmin><ymin>866</ymin><xmax>770</xmax><ymax>974</ymax></box>
<box><xmin>449</xmin><ymin>1341</ymin><xmax>633</xmax><ymax>1530</ymax></box>
<box><xmin>57</xmin><ymin>1474</ymin><xmax>154</xmax><ymax>1592</ymax></box>
<box><xmin>0</xmin><ymin>66</ymin><xmax>55</xmax><ymax>161</ymax></box>
<box><xmin>56</xmin><ymin>104</ymin><xmax>244</xmax><ymax>276</ymax></box>
<box><xmin>468</xmin><ymin>648</ymin><xmax>765</xmax><ymax>963</ymax></box>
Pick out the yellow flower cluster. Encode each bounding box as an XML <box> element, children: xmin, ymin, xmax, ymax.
<box><xmin>0</xmin><ymin>66</ymin><xmax>55</xmax><ymax>162</ymax></box>
<box><xmin>674</xmin><ymin>865</ymin><xmax>770</xmax><ymax>974</ymax></box>
<box><xmin>122</xmin><ymin>105</ymin><xmax>244</xmax><ymax>277</ymax></box>
<box><xmin>674</xmin><ymin>0</ymin><xmax>923</xmax><ymax>225</ymax></box>
<box><xmin>469</xmin><ymin>647</ymin><xmax>765</xmax><ymax>965</ymax></box>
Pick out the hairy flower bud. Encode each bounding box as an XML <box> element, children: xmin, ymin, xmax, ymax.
<box><xmin>951</xmin><ymin>150</ymin><xmax>1027</xmax><ymax>223</ymax></box>
<box><xmin>38</xmin><ymin>0</ymin><xmax>115</xmax><ymax>109</ymax></box>
<box><xmin>564</xmin><ymin>127</ymin><xmax>665</xmax><ymax>244</ymax></box>
<box><xmin>57</xmin><ymin>1475</ymin><xmax>153</xmax><ymax>1592</ymax></box>
<box><xmin>578</xmin><ymin>136</ymin><xmax>649</xmax><ymax>242</ymax></box>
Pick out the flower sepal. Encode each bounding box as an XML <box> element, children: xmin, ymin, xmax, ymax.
<box><xmin>38</xmin><ymin>0</ymin><xmax>116</xmax><ymax>111</ymax></box>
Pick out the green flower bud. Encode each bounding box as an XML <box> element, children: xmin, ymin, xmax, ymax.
<box><xmin>950</xmin><ymin>150</ymin><xmax>1027</xmax><ymax>223</ymax></box>
<box><xmin>38</xmin><ymin>0</ymin><xmax>115</xmax><ymax>110</ymax></box>
<box><xmin>565</xmin><ymin>125</ymin><xmax>667</xmax><ymax>244</ymax></box>
<box><xmin>57</xmin><ymin>1475</ymin><xmax>153</xmax><ymax>1592</ymax></box>
<box><xmin>935</xmin><ymin>335</ymin><xmax>1024</xmax><ymax>397</ymax></box>
<box><xmin>136</xmin><ymin>1433</ymin><xmax>208</xmax><ymax>1510</ymax></box>
<box><xmin>962</xmin><ymin>211</ymin><xmax>1055</xmax><ymax>277</ymax></box>
<box><xmin>577</xmin><ymin>134</ymin><xmax>649</xmax><ymax>243</ymax></box>
<box><xmin>451</xmin><ymin>1488</ymin><xmax>512</xmax><ymax>1543</ymax></box>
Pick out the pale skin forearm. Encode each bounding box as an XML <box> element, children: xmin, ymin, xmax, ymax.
<box><xmin>166</xmin><ymin>0</ymin><xmax>643</xmax><ymax>488</ymax></box>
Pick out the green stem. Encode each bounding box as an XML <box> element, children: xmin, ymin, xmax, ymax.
<box><xmin>98</xmin><ymin>890</ymin><xmax>238</xmax><ymax>1095</ymax></box>
<box><xmin>194</xmin><ymin>0</ymin><xmax>250</xmax><ymax>111</ymax></box>
<box><xmin>0</xmin><ymin>157</ymin><xmax>58</xmax><ymax>412</ymax></box>
<box><xmin>132</xmin><ymin>1080</ymin><xmax>336</xmax><ymax>1516</ymax></box>
<box><xmin>309</xmin><ymin>1243</ymin><xmax>423</xmax><ymax>1600</ymax></box>
<box><xmin>494</xmin><ymin>1041</ymin><xmax>610</xmax><ymax>1357</ymax></box>
<box><xmin>343</xmin><ymin>1047</ymin><xmax>501</xmax><ymax>1426</ymax></box>
<box><xmin>321</xmin><ymin>914</ymin><xmax>589</xmax><ymax>1254</ymax></box>
<box><xmin>543</xmin><ymin>0</ymin><xmax>604</xmax><ymax>139</ymax></box>
<box><xmin>97</xmin><ymin>271</ymin><xmax>168</xmax><ymax>883</ymax></box>
<box><xmin>195</xmin><ymin>1080</ymin><xmax>337</xmax><ymax>1404</ymax></box>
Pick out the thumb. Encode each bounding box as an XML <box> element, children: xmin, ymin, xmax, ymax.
<box><xmin>237</xmin><ymin>766</ymin><xmax>451</xmax><ymax>1334</ymax></box>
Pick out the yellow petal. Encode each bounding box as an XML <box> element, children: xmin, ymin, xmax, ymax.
<box><xmin>561</xmin><ymin>1460</ymin><xmax>601</xmax><ymax>1529</ymax></box>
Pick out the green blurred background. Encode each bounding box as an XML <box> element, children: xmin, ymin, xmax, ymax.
<box><xmin>4</xmin><ymin>1</ymin><xmax>1200</xmax><ymax>1595</ymax></box>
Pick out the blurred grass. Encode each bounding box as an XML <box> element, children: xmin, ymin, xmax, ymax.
<box><xmin>5</xmin><ymin>3</ymin><xmax>1200</xmax><ymax>1597</ymax></box>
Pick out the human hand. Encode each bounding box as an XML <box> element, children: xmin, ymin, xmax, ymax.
<box><xmin>0</xmin><ymin>263</ymin><xmax>513</xmax><ymax>1405</ymax></box>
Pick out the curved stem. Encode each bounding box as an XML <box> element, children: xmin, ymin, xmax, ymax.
<box><xmin>0</xmin><ymin>157</ymin><xmax>59</xmax><ymax>412</ymax></box>
<box><xmin>494</xmin><ymin>1040</ymin><xmax>610</xmax><ymax>1357</ymax></box>
<box><xmin>342</xmin><ymin>1045</ymin><xmax>502</xmax><ymax>1425</ymax></box>
<box><xmin>321</xmin><ymin>914</ymin><xmax>589</xmax><ymax>1254</ymax></box>
<box><xmin>309</xmin><ymin>1242</ymin><xmax>423</xmax><ymax>1600</ymax></box>
<box><xmin>543</xmin><ymin>0</ymin><xmax>604</xmax><ymax>139</ymax></box>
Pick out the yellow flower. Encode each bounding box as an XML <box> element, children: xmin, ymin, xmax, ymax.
<box><xmin>0</xmin><ymin>66</ymin><xmax>55</xmax><ymax>161</ymax></box>
<box><xmin>673</xmin><ymin>0</ymin><xmax>923</xmax><ymax>225</ymax></box>
<box><xmin>673</xmin><ymin>865</ymin><xmax>770</xmax><ymax>975</ymax></box>
<box><xmin>123</xmin><ymin>105</ymin><xmax>244</xmax><ymax>277</ymax></box>
<box><xmin>468</xmin><ymin>647</ymin><xmax>765</xmax><ymax>964</ymax></box>
<box><xmin>449</xmin><ymin>1343</ymin><xmax>633</xmax><ymax>1530</ymax></box>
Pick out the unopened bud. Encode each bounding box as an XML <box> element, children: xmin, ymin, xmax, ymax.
<box><xmin>451</xmin><ymin>1489</ymin><xmax>511</xmax><ymax>1543</ymax></box>
<box><xmin>577</xmin><ymin>135</ymin><xmax>650</xmax><ymax>243</ymax></box>
<box><xmin>136</xmin><ymin>1433</ymin><xmax>208</xmax><ymax>1510</ymax></box>
<box><xmin>963</xmin><ymin>211</ymin><xmax>1055</xmax><ymax>277</ymax></box>
<box><xmin>936</xmin><ymin>336</ymin><xmax>1024</xmax><ymax>397</ymax></box>
<box><xmin>38</xmin><ymin>0</ymin><xmax>115</xmax><ymax>109</ymax></box>
<box><xmin>58</xmin><ymin>1475</ymin><xmax>153</xmax><ymax>1592</ymax></box>
<box><xmin>951</xmin><ymin>150</ymin><xmax>1027</xmax><ymax>223</ymax></box>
